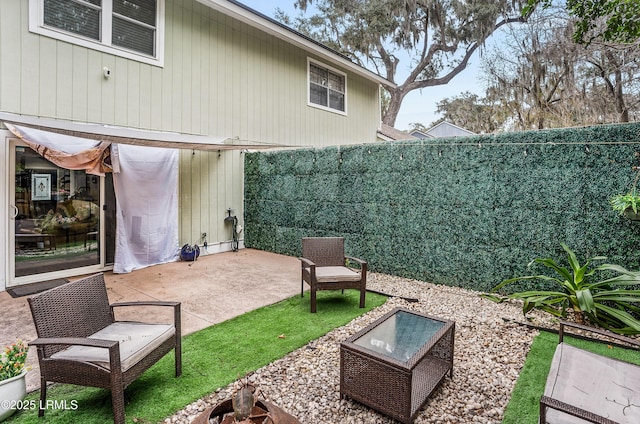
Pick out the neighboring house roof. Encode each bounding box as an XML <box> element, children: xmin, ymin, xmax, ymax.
<box><xmin>377</xmin><ymin>124</ymin><xmax>418</xmax><ymax>141</ymax></box>
<box><xmin>422</xmin><ymin>121</ymin><xmax>476</xmax><ymax>138</ymax></box>
<box><xmin>409</xmin><ymin>130</ymin><xmax>431</xmax><ymax>139</ymax></box>
<box><xmin>198</xmin><ymin>0</ymin><xmax>395</xmax><ymax>88</ymax></box>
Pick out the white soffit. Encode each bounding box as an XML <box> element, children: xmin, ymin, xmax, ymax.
<box><xmin>197</xmin><ymin>0</ymin><xmax>394</xmax><ymax>88</ymax></box>
<box><xmin>0</xmin><ymin>112</ymin><xmax>284</xmax><ymax>151</ymax></box>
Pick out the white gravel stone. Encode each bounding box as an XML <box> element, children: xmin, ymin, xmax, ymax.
<box><xmin>163</xmin><ymin>273</ymin><xmax>555</xmax><ymax>423</ymax></box>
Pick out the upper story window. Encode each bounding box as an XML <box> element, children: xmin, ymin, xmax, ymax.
<box><xmin>308</xmin><ymin>59</ymin><xmax>347</xmax><ymax>114</ymax></box>
<box><xmin>30</xmin><ymin>0</ymin><xmax>164</xmax><ymax>66</ymax></box>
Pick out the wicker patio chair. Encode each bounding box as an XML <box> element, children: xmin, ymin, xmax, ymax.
<box><xmin>540</xmin><ymin>321</ymin><xmax>640</xmax><ymax>424</ymax></box>
<box><xmin>27</xmin><ymin>273</ymin><xmax>182</xmax><ymax>424</ymax></box>
<box><xmin>300</xmin><ymin>237</ymin><xmax>367</xmax><ymax>313</ymax></box>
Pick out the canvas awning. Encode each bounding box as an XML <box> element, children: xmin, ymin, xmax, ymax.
<box><xmin>6</xmin><ymin>122</ymin><xmax>115</xmax><ymax>175</ymax></box>
<box><xmin>0</xmin><ymin>112</ymin><xmax>287</xmax><ymax>152</ymax></box>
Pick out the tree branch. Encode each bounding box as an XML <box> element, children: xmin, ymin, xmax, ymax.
<box><xmin>404</xmin><ymin>14</ymin><xmax>527</xmax><ymax>91</ymax></box>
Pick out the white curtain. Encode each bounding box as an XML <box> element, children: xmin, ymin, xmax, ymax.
<box><xmin>112</xmin><ymin>144</ymin><xmax>179</xmax><ymax>273</ymax></box>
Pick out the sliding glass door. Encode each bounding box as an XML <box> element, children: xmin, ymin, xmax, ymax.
<box><xmin>10</xmin><ymin>140</ymin><xmax>114</xmax><ymax>283</ymax></box>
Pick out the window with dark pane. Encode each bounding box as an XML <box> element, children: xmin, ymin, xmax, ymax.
<box><xmin>44</xmin><ymin>0</ymin><xmax>101</xmax><ymax>41</ymax></box>
<box><xmin>328</xmin><ymin>72</ymin><xmax>344</xmax><ymax>93</ymax></box>
<box><xmin>310</xmin><ymin>83</ymin><xmax>328</xmax><ymax>107</ymax></box>
<box><xmin>309</xmin><ymin>62</ymin><xmax>345</xmax><ymax>112</ymax></box>
<box><xmin>112</xmin><ymin>0</ymin><xmax>156</xmax><ymax>56</ymax></box>
<box><xmin>309</xmin><ymin>64</ymin><xmax>328</xmax><ymax>106</ymax></box>
<box><xmin>39</xmin><ymin>0</ymin><xmax>157</xmax><ymax>58</ymax></box>
<box><xmin>329</xmin><ymin>91</ymin><xmax>345</xmax><ymax>111</ymax></box>
<box><xmin>328</xmin><ymin>72</ymin><xmax>345</xmax><ymax>110</ymax></box>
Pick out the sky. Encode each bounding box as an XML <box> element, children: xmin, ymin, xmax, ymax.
<box><xmin>239</xmin><ymin>0</ymin><xmax>486</xmax><ymax>131</ymax></box>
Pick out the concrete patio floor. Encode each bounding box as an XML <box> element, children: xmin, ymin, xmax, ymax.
<box><xmin>0</xmin><ymin>248</ymin><xmax>301</xmax><ymax>392</ymax></box>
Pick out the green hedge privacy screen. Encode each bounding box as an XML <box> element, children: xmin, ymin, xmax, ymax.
<box><xmin>244</xmin><ymin>123</ymin><xmax>640</xmax><ymax>292</ymax></box>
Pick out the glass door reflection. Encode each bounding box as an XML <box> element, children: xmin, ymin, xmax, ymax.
<box><xmin>14</xmin><ymin>146</ymin><xmax>100</xmax><ymax>277</ymax></box>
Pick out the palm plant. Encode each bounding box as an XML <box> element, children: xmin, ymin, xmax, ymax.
<box><xmin>490</xmin><ymin>243</ymin><xmax>640</xmax><ymax>334</ymax></box>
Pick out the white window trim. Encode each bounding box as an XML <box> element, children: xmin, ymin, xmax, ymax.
<box><xmin>307</xmin><ymin>58</ymin><xmax>348</xmax><ymax>116</ymax></box>
<box><xmin>28</xmin><ymin>0</ymin><xmax>165</xmax><ymax>67</ymax></box>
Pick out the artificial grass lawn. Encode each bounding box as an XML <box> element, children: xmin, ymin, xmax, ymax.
<box><xmin>503</xmin><ymin>329</ymin><xmax>640</xmax><ymax>423</ymax></box>
<box><xmin>7</xmin><ymin>289</ymin><xmax>387</xmax><ymax>424</ymax></box>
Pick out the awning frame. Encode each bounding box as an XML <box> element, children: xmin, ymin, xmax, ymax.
<box><xmin>0</xmin><ymin>112</ymin><xmax>288</xmax><ymax>151</ymax></box>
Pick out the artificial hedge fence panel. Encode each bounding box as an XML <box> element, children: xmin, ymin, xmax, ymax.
<box><xmin>244</xmin><ymin>123</ymin><xmax>640</xmax><ymax>292</ymax></box>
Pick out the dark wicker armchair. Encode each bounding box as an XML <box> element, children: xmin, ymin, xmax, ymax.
<box><xmin>300</xmin><ymin>237</ymin><xmax>367</xmax><ymax>313</ymax></box>
<box><xmin>27</xmin><ymin>273</ymin><xmax>182</xmax><ymax>424</ymax></box>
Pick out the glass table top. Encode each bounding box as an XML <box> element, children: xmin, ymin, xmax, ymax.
<box><xmin>352</xmin><ymin>310</ymin><xmax>445</xmax><ymax>363</ymax></box>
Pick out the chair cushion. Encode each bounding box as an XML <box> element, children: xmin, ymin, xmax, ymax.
<box><xmin>50</xmin><ymin>321</ymin><xmax>175</xmax><ymax>371</ymax></box>
<box><xmin>544</xmin><ymin>343</ymin><xmax>640</xmax><ymax>423</ymax></box>
<box><xmin>315</xmin><ymin>266</ymin><xmax>361</xmax><ymax>283</ymax></box>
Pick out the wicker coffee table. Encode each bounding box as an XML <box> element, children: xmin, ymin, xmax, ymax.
<box><xmin>340</xmin><ymin>307</ymin><xmax>455</xmax><ymax>423</ymax></box>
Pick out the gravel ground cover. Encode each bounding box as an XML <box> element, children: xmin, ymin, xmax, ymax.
<box><xmin>164</xmin><ymin>273</ymin><xmax>554</xmax><ymax>424</ymax></box>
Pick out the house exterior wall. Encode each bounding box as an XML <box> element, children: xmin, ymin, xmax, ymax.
<box><xmin>0</xmin><ymin>0</ymin><xmax>382</xmax><ymax>289</ymax></box>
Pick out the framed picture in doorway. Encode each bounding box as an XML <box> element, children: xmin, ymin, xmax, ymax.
<box><xmin>32</xmin><ymin>174</ymin><xmax>51</xmax><ymax>201</ymax></box>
